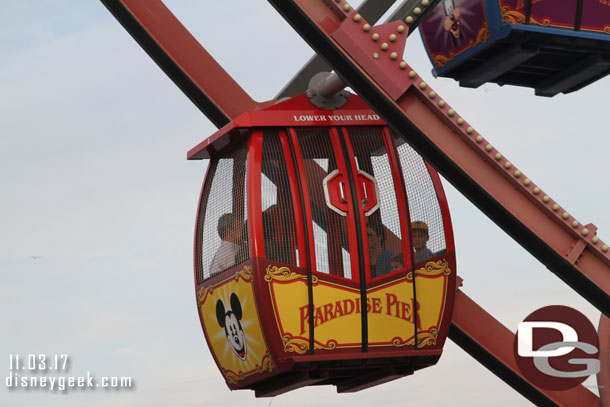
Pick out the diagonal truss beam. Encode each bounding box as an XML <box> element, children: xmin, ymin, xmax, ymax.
<box><xmin>276</xmin><ymin>0</ymin><xmax>441</xmax><ymax>99</ymax></box>
<box><xmin>451</xmin><ymin>288</ymin><xmax>599</xmax><ymax>407</ymax></box>
<box><xmin>101</xmin><ymin>0</ymin><xmax>273</xmax><ymax>128</ymax></box>
<box><xmin>267</xmin><ymin>0</ymin><xmax>610</xmax><ymax>319</ymax></box>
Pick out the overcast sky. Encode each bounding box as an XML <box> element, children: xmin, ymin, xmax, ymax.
<box><xmin>1</xmin><ymin>1</ymin><xmax>608</xmax><ymax>406</ymax></box>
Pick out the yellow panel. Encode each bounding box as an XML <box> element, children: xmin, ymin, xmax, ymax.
<box><xmin>264</xmin><ymin>260</ymin><xmax>451</xmax><ymax>353</ymax></box>
<box><xmin>198</xmin><ymin>266</ymin><xmax>274</xmax><ymax>385</ymax></box>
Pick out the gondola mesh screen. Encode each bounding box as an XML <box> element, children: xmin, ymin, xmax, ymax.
<box><xmin>348</xmin><ymin>128</ymin><xmax>404</xmax><ymax>277</ymax></box>
<box><xmin>394</xmin><ymin>134</ymin><xmax>446</xmax><ymax>260</ymax></box>
<box><xmin>297</xmin><ymin>129</ymin><xmax>351</xmax><ymax>278</ymax></box>
<box><xmin>196</xmin><ymin>141</ymin><xmax>249</xmax><ymax>283</ymax></box>
<box><xmin>261</xmin><ymin>131</ymin><xmax>298</xmax><ymax>266</ymax></box>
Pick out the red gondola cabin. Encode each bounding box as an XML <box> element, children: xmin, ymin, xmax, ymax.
<box><xmin>188</xmin><ymin>93</ymin><xmax>457</xmax><ymax>396</ymax></box>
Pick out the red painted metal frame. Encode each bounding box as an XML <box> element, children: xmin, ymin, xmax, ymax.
<box><xmin>268</xmin><ymin>0</ymin><xmax>610</xmax><ymax>317</ymax></box>
<box><xmin>451</xmin><ymin>288</ymin><xmax>600</xmax><ymax>406</ymax></box>
<box><xmin>425</xmin><ymin>161</ymin><xmax>456</xmax><ymax>255</ymax></box>
<box><xmin>247</xmin><ymin>131</ymin><xmax>265</xmax><ymax>259</ymax></box>
<box><xmin>383</xmin><ymin>127</ymin><xmax>415</xmax><ymax>270</ymax></box>
<box><xmin>288</xmin><ymin>128</ymin><xmax>318</xmax><ymax>271</ymax></box>
<box><xmin>279</xmin><ymin>130</ymin><xmax>309</xmax><ymax>268</ymax></box>
<box><xmin>335</xmin><ymin>128</ymin><xmax>365</xmax><ymax>283</ymax></box>
<box><xmin>102</xmin><ymin>0</ymin><xmax>600</xmax><ymax>403</ymax></box>
<box><xmin>266</xmin><ymin>0</ymin><xmax>605</xmax><ymax>404</ymax></box>
<box><xmin>100</xmin><ymin>0</ymin><xmax>274</xmax><ymax>127</ymax></box>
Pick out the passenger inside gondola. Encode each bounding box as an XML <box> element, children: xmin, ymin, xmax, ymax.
<box><xmin>367</xmin><ymin>222</ymin><xmax>394</xmax><ymax>278</ymax></box>
<box><xmin>390</xmin><ymin>254</ymin><xmax>404</xmax><ymax>272</ymax></box>
<box><xmin>412</xmin><ymin>221</ymin><xmax>434</xmax><ymax>263</ymax></box>
<box><xmin>209</xmin><ymin>213</ymin><xmax>246</xmax><ymax>276</ymax></box>
<box><xmin>263</xmin><ymin>205</ymin><xmax>290</xmax><ymax>264</ymax></box>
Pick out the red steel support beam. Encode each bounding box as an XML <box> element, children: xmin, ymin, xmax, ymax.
<box><xmin>101</xmin><ymin>0</ymin><xmax>273</xmax><ymax>128</ymax></box>
<box><xmin>267</xmin><ymin>0</ymin><xmax>610</xmax><ymax>318</ymax></box>
<box><xmin>451</xmin><ymin>289</ymin><xmax>600</xmax><ymax>407</ymax></box>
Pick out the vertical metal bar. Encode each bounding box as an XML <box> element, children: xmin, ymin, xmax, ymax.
<box><xmin>336</xmin><ymin>127</ymin><xmax>369</xmax><ymax>352</ymax></box>
<box><xmin>525</xmin><ymin>0</ymin><xmax>532</xmax><ymax>24</ymax></box>
<box><xmin>575</xmin><ymin>0</ymin><xmax>584</xmax><ymax>31</ymax></box>
<box><xmin>384</xmin><ymin>128</ymin><xmax>419</xmax><ymax>349</ymax></box>
<box><xmin>287</xmin><ymin>128</ymin><xmax>316</xmax><ymax>355</ymax></box>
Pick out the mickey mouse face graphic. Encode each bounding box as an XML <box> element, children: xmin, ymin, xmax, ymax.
<box><xmin>216</xmin><ymin>293</ymin><xmax>247</xmax><ymax>360</ymax></box>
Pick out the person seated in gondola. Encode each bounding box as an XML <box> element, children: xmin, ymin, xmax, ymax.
<box><xmin>367</xmin><ymin>222</ymin><xmax>394</xmax><ymax>278</ymax></box>
<box><xmin>390</xmin><ymin>253</ymin><xmax>404</xmax><ymax>272</ymax></box>
<box><xmin>209</xmin><ymin>213</ymin><xmax>245</xmax><ymax>276</ymax></box>
<box><xmin>411</xmin><ymin>221</ymin><xmax>434</xmax><ymax>263</ymax></box>
<box><xmin>262</xmin><ymin>205</ymin><xmax>290</xmax><ymax>264</ymax></box>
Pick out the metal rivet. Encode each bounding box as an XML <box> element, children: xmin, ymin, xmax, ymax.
<box><xmin>373</xmin><ymin>52</ymin><xmax>379</xmax><ymax>59</ymax></box>
<box><xmin>533</xmin><ymin>187</ymin><xmax>540</xmax><ymax>195</ymax></box>
<box><xmin>422</xmin><ymin>0</ymin><xmax>430</xmax><ymax>5</ymax></box>
<box><xmin>524</xmin><ymin>179</ymin><xmax>531</xmax><ymax>186</ymax></box>
<box><xmin>372</xmin><ymin>33</ymin><xmax>380</xmax><ymax>41</ymax></box>
<box><xmin>390</xmin><ymin>52</ymin><xmax>398</xmax><ymax>60</ymax></box>
<box><xmin>400</xmin><ymin>61</ymin><xmax>407</xmax><ymax>70</ymax></box>
<box><xmin>603</xmin><ymin>245</ymin><xmax>609</xmax><ymax>253</ymax></box>
<box><xmin>343</xmin><ymin>4</ymin><xmax>351</xmax><ymax>11</ymax></box>
<box><xmin>354</xmin><ymin>14</ymin><xmax>362</xmax><ymax>22</ymax></box>
<box><xmin>476</xmin><ymin>135</ymin><xmax>483</xmax><ymax>143</ymax></box>
<box><xmin>429</xmin><ymin>91</ymin><xmax>436</xmax><ymax>98</ymax></box>
<box><xmin>552</xmin><ymin>204</ymin><xmax>559</xmax><ymax>211</ymax></box>
<box><xmin>572</xmin><ymin>220</ymin><xmax>579</xmax><ymax>228</ymax></box>
<box><xmin>381</xmin><ymin>42</ymin><xmax>389</xmax><ymax>50</ymax></box>
<box><xmin>419</xmin><ymin>82</ymin><xmax>427</xmax><ymax>89</ymax></box>
<box><xmin>438</xmin><ymin>100</ymin><xmax>446</xmax><ymax>108</ymax></box>
<box><xmin>504</xmin><ymin>162</ymin><xmax>512</xmax><ymax>169</ymax></box>
<box><xmin>457</xmin><ymin>118</ymin><xmax>465</xmax><ymax>125</ymax></box>
<box><xmin>562</xmin><ymin>212</ymin><xmax>569</xmax><ymax>219</ymax></box>
<box><xmin>408</xmin><ymin>70</ymin><xmax>416</xmax><ymax>78</ymax></box>
<box><xmin>582</xmin><ymin>228</ymin><xmax>589</xmax><ymax>236</ymax></box>
<box><xmin>413</xmin><ymin>7</ymin><xmax>422</xmax><ymax>15</ymax></box>
<box><xmin>363</xmin><ymin>23</ymin><xmax>371</xmax><ymax>32</ymax></box>
<box><xmin>406</xmin><ymin>16</ymin><xmax>414</xmax><ymax>24</ymax></box>
<box><xmin>466</xmin><ymin>126</ymin><xmax>474</xmax><ymax>134</ymax></box>
<box><xmin>514</xmin><ymin>170</ymin><xmax>521</xmax><ymax>178</ymax></box>
<box><xmin>592</xmin><ymin>236</ymin><xmax>599</xmax><ymax>244</ymax></box>
<box><xmin>543</xmin><ymin>195</ymin><xmax>550</xmax><ymax>203</ymax></box>
<box><xmin>389</xmin><ymin>34</ymin><xmax>397</xmax><ymax>42</ymax></box>
<box><xmin>397</xmin><ymin>25</ymin><xmax>405</xmax><ymax>33</ymax></box>
<box><xmin>448</xmin><ymin>109</ymin><xmax>455</xmax><ymax>117</ymax></box>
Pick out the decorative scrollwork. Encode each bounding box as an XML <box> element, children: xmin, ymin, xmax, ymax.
<box><xmin>392</xmin><ymin>328</ymin><xmax>439</xmax><ymax>348</ymax></box>
<box><xmin>604</xmin><ymin>26</ymin><xmax>610</xmax><ymax>35</ymax></box>
<box><xmin>235</xmin><ymin>265</ymin><xmax>253</xmax><ymax>281</ymax></box>
<box><xmin>476</xmin><ymin>24</ymin><xmax>490</xmax><ymax>44</ymax></box>
<box><xmin>282</xmin><ymin>334</ymin><xmax>337</xmax><ymax>354</ymax></box>
<box><xmin>406</xmin><ymin>259</ymin><xmax>451</xmax><ymax>280</ymax></box>
<box><xmin>257</xmin><ymin>351</ymin><xmax>276</xmax><ymax>374</ymax></box>
<box><xmin>501</xmin><ymin>7</ymin><xmax>526</xmax><ymax>24</ymax></box>
<box><xmin>197</xmin><ymin>286</ymin><xmax>213</xmax><ymax>306</ymax></box>
<box><xmin>264</xmin><ymin>265</ymin><xmax>318</xmax><ymax>283</ymax></box>
<box><xmin>417</xmin><ymin>328</ymin><xmax>439</xmax><ymax>348</ymax></box>
<box><xmin>197</xmin><ymin>265</ymin><xmax>252</xmax><ymax>306</ymax></box>
<box><xmin>221</xmin><ymin>369</ymin><xmax>240</xmax><ymax>385</ymax></box>
<box><xmin>433</xmin><ymin>54</ymin><xmax>450</xmax><ymax>68</ymax></box>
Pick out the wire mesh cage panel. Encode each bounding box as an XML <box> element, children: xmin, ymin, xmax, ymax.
<box><xmin>196</xmin><ymin>141</ymin><xmax>249</xmax><ymax>283</ymax></box>
<box><xmin>261</xmin><ymin>131</ymin><xmax>299</xmax><ymax>266</ymax></box>
<box><xmin>296</xmin><ymin>129</ymin><xmax>351</xmax><ymax>278</ymax></box>
<box><xmin>347</xmin><ymin>128</ymin><xmax>404</xmax><ymax>277</ymax></box>
<box><xmin>394</xmin><ymin>134</ymin><xmax>447</xmax><ymax>263</ymax></box>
